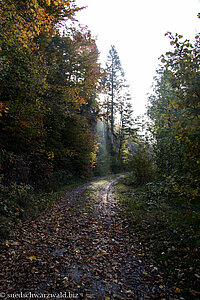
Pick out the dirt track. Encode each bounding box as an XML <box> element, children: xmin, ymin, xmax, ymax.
<box><xmin>0</xmin><ymin>176</ymin><xmax>174</xmax><ymax>299</ymax></box>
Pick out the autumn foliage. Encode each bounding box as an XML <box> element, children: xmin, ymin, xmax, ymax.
<box><xmin>148</xmin><ymin>32</ymin><xmax>200</xmax><ymax>203</ymax></box>
<box><xmin>0</xmin><ymin>0</ymin><xmax>101</xmax><ymax>219</ymax></box>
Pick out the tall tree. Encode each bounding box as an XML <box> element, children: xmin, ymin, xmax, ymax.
<box><xmin>104</xmin><ymin>45</ymin><xmax>125</xmax><ymax>146</ymax></box>
<box><xmin>116</xmin><ymin>91</ymin><xmax>135</xmax><ymax>163</ymax></box>
<box><xmin>101</xmin><ymin>45</ymin><xmax>135</xmax><ymax>171</ymax></box>
<box><xmin>148</xmin><ymin>32</ymin><xmax>200</xmax><ymax>203</ymax></box>
<box><xmin>0</xmin><ymin>1</ymin><xmax>101</xmax><ymax>188</ymax></box>
<box><xmin>0</xmin><ymin>0</ymin><xmax>80</xmax><ymax>48</ymax></box>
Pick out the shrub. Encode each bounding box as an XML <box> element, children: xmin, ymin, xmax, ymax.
<box><xmin>52</xmin><ymin>170</ymin><xmax>74</xmax><ymax>188</ymax></box>
<box><xmin>0</xmin><ymin>183</ymin><xmax>34</xmax><ymax>239</ymax></box>
<box><xmin>130</xmin><ymin>145</ymin><xmax>156</xmax><ymax>185</ymax></box>
<box><xmin>0</xmin><ymin>151</ymin><xmax>30</xmax><ymax>185</ymax></box>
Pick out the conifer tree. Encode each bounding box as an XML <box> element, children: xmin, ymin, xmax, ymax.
<box><xmin>104</xmin><ymin>45</ymin><xmax>125</xmax><ymax>148</ymax></box>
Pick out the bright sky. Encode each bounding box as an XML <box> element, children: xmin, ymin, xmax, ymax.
<box><xmin>75</xmin><ymin>0</ymin><xmax>200</xmax><ymax>116</ymax></box>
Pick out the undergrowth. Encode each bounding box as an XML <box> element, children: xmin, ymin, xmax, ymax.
<box><xmin>0</xmin><ymin>178</ymin><xmax>92</xmax><ymax>241</ymax></box>
<box><xmin>0</xmin><ymin>174</ymin><xmax>117</xmax><ymax>241</ymax></box>
<box><xmin>116</xmin><ymin>176</ymin><xmax>200</xmax><ymax>299</ymax></box>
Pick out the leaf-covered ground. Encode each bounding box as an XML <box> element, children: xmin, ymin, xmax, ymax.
<box><xmin>0</xmin><ymin>176</ymin><xmax>176</xmax><ymax>299</ymax></box>
<box><xmin>115</xmin><ymin>177</ymin><xmax>200</xmax><ymax>300</ymax></box>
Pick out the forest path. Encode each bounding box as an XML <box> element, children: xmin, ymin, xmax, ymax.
<box><xmin>0</xmin><ymin>176</ymin><xmax>173</xmax><ymax>299</ymax></box>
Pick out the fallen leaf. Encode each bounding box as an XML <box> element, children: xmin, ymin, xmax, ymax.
<box><xmin>29</xmin><ymin>255</ymin><xmax>36</xmax><ymax>261</ymax></box>
<box><xmin>143</xmin><ymin>271</ymin><xmax>148</xmax><ymax>275</ymax></box>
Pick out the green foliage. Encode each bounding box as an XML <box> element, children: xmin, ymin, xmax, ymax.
<box><xmin>101</xmin><ymin>46</ymin><xmax>136</xmax><ymax>172</ymax></box>
<box><xmin>0</xmin><ymin>183</ymin><xmax>34</xmax><ymax>238</ymax></box>
<box><xmin>0</xmin><ymin>1</ymin><xmax>101</xmax><ymax>192</ymax></box>
<box><xmin>95</xmin><ymin>143</ymin><xmax>111</xmax><ymax>176</ymax></box>
<box><xmin>129</xmin><ymin>145</ymin><xmax>156</xmax><ymax>185</ymax></box>
<box><xmin>52</xmin><ymin>170</ymin><xmax>74</xmax><ymax>188</ymax></box>
<box><xmin>0</xmin><ymin>0</ymin><xmax>103</xmax><ymax>239</ymax></box>
<box><xmin>103</xmin><ymin>45</ymin><xmax>125</xmax><ymax>145</ymax></box>
<box><xmin>148</xmin><ymin>32</ymin><xmax>200</xmax><ymax>203</ymax></box>
<box><xmin>0</xmin><ymin>151</ymin><xmax>29</xmax><ymax>184</ymax></box>
<box><xmin>116</xmin><ymin>177</ymin><xmax>200</xmax><ymax>299</ymax></box>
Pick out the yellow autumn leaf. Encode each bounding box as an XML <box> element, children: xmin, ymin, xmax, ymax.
<box><xmin>29</xmin><ymin>255</ymin><xmax>37</xmax><ymax>261</ymax></box>
<box><xmin>32</xmin><ymin>0</ymin><xmax>39</xmax><ymax>8</ymax></box>
<box><xmin>143</xmin><ymin>271</ymin><xmax>147</xmax><ymax>275</ymax></box>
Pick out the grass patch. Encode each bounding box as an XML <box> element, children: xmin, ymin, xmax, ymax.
<box><xmin>116</xmin><ymin>176</ymin><xmax>200</xmax><ymax>299</ymax></box>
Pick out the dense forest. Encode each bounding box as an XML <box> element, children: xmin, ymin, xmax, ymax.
<box><xmin>0</xmin><ymin>1</ymin><xmax>199</xmax><ymax>298</ymax></box>
<box><xmin>0</xmin><ymin>0</ymin><xmax>137</xmax><ymax>233</ymax></box>
<box><xmin>0</xmin><ymin>0</ymin><xmax>136</xmax><ymax>186</ymax></box>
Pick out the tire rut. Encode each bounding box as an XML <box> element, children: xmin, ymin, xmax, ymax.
<box><xmin>0</xmin><ymin>176</ymin><xmax>175</xmax><ymax>299</ymax></box>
